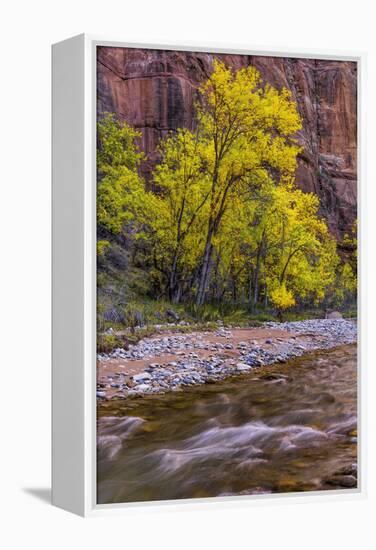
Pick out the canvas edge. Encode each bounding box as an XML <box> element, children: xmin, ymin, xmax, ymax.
<box><xmin>52</xmin><ymin>33</ymin><xmax>86</xmax><ymax>516</ymax></box>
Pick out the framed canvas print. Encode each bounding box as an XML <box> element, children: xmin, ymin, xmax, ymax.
<box><xmin>52</xmin><ymin>35</ymin><xmax>364</xmax><ymax>516</ymax></box>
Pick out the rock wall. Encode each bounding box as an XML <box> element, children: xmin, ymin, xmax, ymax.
<box><xmin>97</xmin><ymin>47</ymin><xmax>357</xmax><ymax>238</ymax></box>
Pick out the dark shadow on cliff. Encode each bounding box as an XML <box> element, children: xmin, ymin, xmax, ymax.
<box><xmin>23</xmin><ymin>487</ymin><xmax>51</xmax><ymax>504</ymax></box>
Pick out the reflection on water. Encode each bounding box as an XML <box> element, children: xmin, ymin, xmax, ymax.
<box><xmin>97</xmin><ymin>345</ymin><xmax>357</xmax><ymax>504</ymax></box>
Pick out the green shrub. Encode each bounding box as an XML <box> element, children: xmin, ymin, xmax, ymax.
<box><xmin>97</xmin><ymin>333</ymin><xmax>119</xmax><ymax>353</ymax></box>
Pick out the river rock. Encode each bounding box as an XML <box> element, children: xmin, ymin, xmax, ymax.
<box><xmin>326</xmin><ymin>475</ymin><xmax>357</xmax><ymax>488</ymax></box>
<box><xmin>337</xmin><ymin>464</ymin><xmax>357</xmax><ymax>477</ymax></box>
<box><xmin>96</xmin><ymin>391</ymin><xmax>106</xmax><ymax>398</ymax></box>
<box><xmin>260</xmin><ymin>373</ymin><xmax>289</xmax><ymax>381</ymax></box>
<box><xmin>166</xmin><ymin>309</ymin><xmax>180</xmax><ymax>321</ymax></box>
<box><xmin>326</xmin><ymin>311</ymin><xmax>343</xmax><ymax>319</ymax></box>
<box><xmin>236</xmin><ymin>363</ymin><xmax>253</xmax><ymax>371</ymax></box>
<box><xmin>133</xmin><ymin>372</ymin><xmax>152</xmax><ymax>383</ymax></box>
<box><xmin>134</xmin><ymin>383</ymin><xmax>152</xmax><ymax>392</ymax></box>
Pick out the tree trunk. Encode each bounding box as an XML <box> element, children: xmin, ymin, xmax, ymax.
<box><xmin>232</xmin><ymin>275</ymin><xmax>237</xmax><ymax>302</ymax></box>
<box><xmin>172</xmin><ymin>284</ymin><xmax>182</xmax><ymax>304</ymax></box>
<box><xmin>252</xmin><ymin>234</ymin><xmax>266</xmax><ymax>310</ymax></box>
<box><xmin>196</xmin><ymin>227</ymin><xmax>214</xmax><ymax>305</ymax></box>
<box><xmin>248</xmin><ymin>272</ymin><xmax>253</xmax><ymax>311</ymax></box>
<box><xmin>168</xmin><ymin>250</ymin><xmax>179</xmax><ymax>301</ymax></box>
<box><xmin>253</xmin><ymin>256</ymin><xmax>261</xmax><ymax>310</ymax></box>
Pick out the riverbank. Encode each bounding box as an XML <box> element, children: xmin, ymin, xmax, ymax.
<box><xmin>97</xmin><ymin>318</ymin><xmax>357</xmax><ymax>401</ymax></box>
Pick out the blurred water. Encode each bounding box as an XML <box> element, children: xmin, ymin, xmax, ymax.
<box><xmin>97</xmin><ymin>344</ymin><xmax>357</xmax><ymax>503</ymax></box>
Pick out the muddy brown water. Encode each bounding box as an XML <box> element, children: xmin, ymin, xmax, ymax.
<box><xmin>97</xmin><ymin>344</ymin><xmax>357</xmax><ymax>504</ymax></box>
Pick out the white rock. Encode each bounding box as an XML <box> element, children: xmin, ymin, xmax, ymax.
<box><xmin>133</xmin><ymin>372</ymin><xmax>152</xmax><ymax>383</ymax></box>
<box><xmin>236</xmin><ymin>362</ymin><xmax>252</xmax><ymax>371</ymax></box>
<box><xmin>134</xmin><ymin>384</ymin><xmax>152</xmax><ymax>392</ymax></box>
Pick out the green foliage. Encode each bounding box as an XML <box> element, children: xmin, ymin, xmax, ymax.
<box><xmin>97</xmin><ymin>239</ymin><xmax>110</xmax><ymax>256</ymax></box>
<box><xmin>97</xmin><ymin>113</ymin><xmax>147</xmax><ymax>234</ymax></box>
<box><xmin>97</xmin><ymin>112</ymin><xmax>144</xmax><ymax>174</ymax></box>
<box><xmin>97</xmin><ymin>333</ymin><xmax>119</xmax><ymax>353</ymax></box>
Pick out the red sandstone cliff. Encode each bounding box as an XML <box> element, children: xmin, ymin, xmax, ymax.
<box><xmin>97</xmin><ymin>47</ymin><xmax>357</xmax><ymax>238</ymax></box>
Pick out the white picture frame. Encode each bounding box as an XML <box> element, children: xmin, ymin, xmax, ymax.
<box><xmin>52</xmin><ymin>34</ymin><xmax>366</xmax><ymax>517</ymax></box>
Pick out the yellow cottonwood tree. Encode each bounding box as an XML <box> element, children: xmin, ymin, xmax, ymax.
<box><xmin>146</xmin><ymin>61</ymin><xmax>302</xmax><ymax>304</ymax></box>
<box><xmin>194</xmin><ymin>60</ymin><xmax>302</xmax><ymax>304</ymax></box>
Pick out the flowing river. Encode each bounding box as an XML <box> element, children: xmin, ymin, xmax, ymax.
<box><xmin>97</xmin><ymin>344</ymin><xmax>357</xmax><ymax>504</ymax></box>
